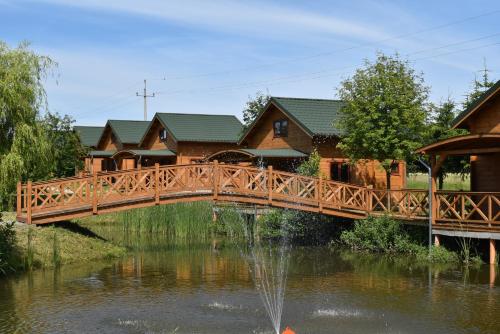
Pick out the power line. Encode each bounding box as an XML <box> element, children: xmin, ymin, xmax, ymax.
<box><xmin>162</xmin><ymin>9</ymin><xmax>500</xmax><ymax>80</ymax></box>
<box><xmin>155</xmin><ymin>34</ymin><xmax>500</xmax><ymax>97</ymax></box>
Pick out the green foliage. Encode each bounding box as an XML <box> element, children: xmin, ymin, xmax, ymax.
<box><xmin>242</xmin><ymin>91</ymin><xmax>270</xmax><ymax>130</ymax></box>
<box><xmin>0</xmin><ymin>41</ymin><xmax>56</xmax><ymax>208</ymax></box>
<box><xmin>462</xmin><ymin>63</ymin><xmax>496</xmax><ymax>110</ymax></box>
<box><xmin>296</xmin><ymin>149</ymin><xmax>321</xmax><ymax>177</ymax></box>
<box><xmin>43</xmin><ymin>112</ymin><xmax>87</xmax><ymax>177</ymax></box>
<box><xmin>337</xmin><ymin>52</ymin><xmax>430</xmax><ymax>187</ymax></box>
<box><xmin>340</xmin><ymin>215</ymin><xmax>418</xmax><ymax>253</ymax></box>
<box><xmin>341</xmin><ymin>215</ymin><xmax>461</xmax><ymax>264</ymax></box>
<box><xmin>416</xmin><ymin>245</ymin><xmax>458</xmax><ymax>264</ymax></box>
<box><xmin>0</xmin><ymin>223</ymin><xmax>17</xmax><ymax>274</ymax></box>
<box><xmin>258</xmin><ymin>209</ymin><xmax>343</xmax><ymax>245</ymax></box>
<box><xmin>423</xmin><ymin>99</ymin><xmax>469</xmax><ymax>188</ymax></box>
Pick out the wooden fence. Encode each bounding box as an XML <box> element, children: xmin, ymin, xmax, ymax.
<box><xmin>16</xmin><ymin>163</ymin><xmax>499</xmax><ymax>231</ymax></box>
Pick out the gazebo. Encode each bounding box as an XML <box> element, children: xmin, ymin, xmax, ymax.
<box><xmin>416</xmin><ymin>80</ymin><xmax>500</xmax><ymax>263</ymax></box>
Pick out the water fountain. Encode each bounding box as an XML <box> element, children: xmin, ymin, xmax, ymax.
<box><xmin>244</xmin><ymin>240</ymin><xmax>290</xmax><ymax>334</ymax></box>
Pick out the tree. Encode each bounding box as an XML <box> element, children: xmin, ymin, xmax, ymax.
<box><xmin>425</xmin><ymin>98</ymin><xmax>468</xmax><ymax>189</ymax></box>
<box><xmin>462</xmin><ymin>62</ymin><xmax>495</xmax><ymax>110</ymax></box>
<box><xmin>42</xmin><ymin>112</ymin><xmax>87</xmax><ymax>178</ymax></box>
<box><xmin>296</xmin><ymin>149</ymin><xmax>321</xmax><ymax>177</ymax></box>
<box><xmin>0</xmin><ymin>41</ymin><xmax>56</xmax><ymax>208</ymax></box>
<box><xmin>336</xmin><ymin>53</ymin><xmax>430</xmax><ymax>189</ymax></box>
<box><xmin>242</xmin><ymin>91</ymin><xmax>270</xmax><ymax>130</ymax></box>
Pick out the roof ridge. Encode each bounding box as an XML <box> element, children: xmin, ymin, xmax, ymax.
<box><xmin>157</xmin><ymin>112</ymin><xmax>240</xmax><ymax>118</ymax></box>
<box><xmin>272</xmin><ymin>96</ymin><xmax>343</xmax><ymax>102</ymax></box>
<box><xmin>108</xmin><ymin>119</ymin><xmax>150</xmax><ymax>123</ymax></box>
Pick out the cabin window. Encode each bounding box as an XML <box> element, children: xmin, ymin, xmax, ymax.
<box><xmin>331</xmin><ymin>162</ymin><xmax>350</xmax><ymax>183</ymax></box>
<box><xmin>391</xmin><ymin>162</ymin><xmax>400</xmax><ymax>175</ymax></box>
<box><xmin>159</xmin><ymin>129</ymin><xmax>168</xmax><ymax>142</ymax></box>
<box><xmin>273</xmin><ymin>120</ymin><xmax>288</xmax><ymax>137</ymax></box>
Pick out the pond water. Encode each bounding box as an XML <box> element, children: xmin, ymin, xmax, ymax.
<box><xmin>1</xmin><ymin>231</ymin><xmax>499</xmax><ymax>333</ymax></box>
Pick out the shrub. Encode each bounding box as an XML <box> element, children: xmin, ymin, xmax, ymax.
<box><xmin>416</xmin><ymin>245</ymin><xmax>459</xmax><ymax>264</ymax></box>
<box><xmin>0</xmin><ymin>222</ymin><xmax>17</xmax><ymax>274</ymax></box>
<box><xmin>340</xmin><ymin>215</ymin><xmax>412</xmax><ymax>253</ymax></box>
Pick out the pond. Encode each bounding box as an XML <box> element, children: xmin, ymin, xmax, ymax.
<box><xmin>0</xmin><ymin>230</ymin><xmax>499</xmax><ymax>333</ymax></box>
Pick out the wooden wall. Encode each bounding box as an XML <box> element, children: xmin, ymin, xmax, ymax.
<box><xmin>463</xmin><ymin>92</ymin><xmax>500</xmax><ymax>134</ymax></box>
<box><xmin>176</xmin><ymin>142</ymin><xmax>240</xmax><ymax>164</ymax></box>
<box><xmin>97</xmin><ymin>127</ymin><xmax>120</xmax><ymax>151</ymax></box>
<box><xmin>243</xmin><ymin>105</ymin><xmax>313</xmax><ymax>152</ymax></box>
<box><xmin>471</xmin><ymin>153</ymin><xmax>500</xmax><ymax>192</ymax></box>
<box><xmin>141</xmin><ymin>118</ymin><xmax>178</xmax><ymax>152</ymax></box>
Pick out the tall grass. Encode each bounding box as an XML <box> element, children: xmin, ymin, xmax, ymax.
<box><xmin>78</xmin><ymin>202</ymin><xmax>252</xmax><ymax>245</ymax></box>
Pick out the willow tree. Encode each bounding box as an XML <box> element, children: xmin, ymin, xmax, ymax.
<box><xmin>337</xmin><ymin>53</ymin><xmax>429</xmax><ymax>189</ymax></box>
<box><xmin>0</xmin><ymin>42</ymin><xmax>55</xmax><ymax>208</ymax></box>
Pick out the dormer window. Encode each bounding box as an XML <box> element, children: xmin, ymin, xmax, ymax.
<box><xmin>273</xmin><ymin>120</ymin><xmax>288</xmax><ymax>137</ymax></box>
<box><xmin>159</xmin><ymin>129</ymin><xmax>168</xmax><ymax>142</ymax></box>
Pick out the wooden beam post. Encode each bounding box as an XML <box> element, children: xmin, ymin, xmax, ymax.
<box><xmin>92</xmin><ymin>173</ymin><xmax>98</xmax><ymax>214</ymax></box>
<box><xmin>318</xmin><ymin>177</ymin><xmax>323</xmax><ymax>213</ymax></box>
<box><xmin>26</xmin><ymin>180</ymin><xmax>32</xmax><ymax>225</ymax></box>
<box><xmin>267</xmin><ymin>165</ymin><xmax>273</xmax><ymax>205</ymax></box>
<box><xmin>155</xmin><ymin>163</ymin><xmax>160</xmax><ymax>205</ymax></box>
<box><xmin>434</xmin><ymin>234</ymin><xmax>440</xmax><ymax>247</ymax></box>
<box><xmin>490</xmin><ymin>239</ymin><xmax>496</xmax><ymax>265</ymax></box>
<box><xmin>430</xmin><ymin>155</ymin><xmax>438</xmax><ymax>227</ymax></box>
<box><xmin>16</xmin><ymin>181</ymin><xmax>21</xmax><ymax>218</ymax></box>
<box><xmin>213</xmin><ymin>160</ymin><xmax>219</xmax><ymax>201</ymax></box>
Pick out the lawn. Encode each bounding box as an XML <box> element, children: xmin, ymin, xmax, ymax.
<box><xmin>406</xmin><ymin>173</ymin><xmax>470</xmax><ymax>191</ymax></box>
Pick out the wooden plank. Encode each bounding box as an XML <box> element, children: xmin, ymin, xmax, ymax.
<box><xmin>27</xmin><ymin>181</ymin><xmax>32</xmax><ymax>225</ymax></box>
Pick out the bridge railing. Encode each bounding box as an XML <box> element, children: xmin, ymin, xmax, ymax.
<box><xmin>15</xmin><ymin>163</ymin><xmax>499</xmax><ymax>228</ymax></box>
<box><xmin>435</xmin><ymin>191</ymin><xmax>500</xmax><ymax>231</ymax></box>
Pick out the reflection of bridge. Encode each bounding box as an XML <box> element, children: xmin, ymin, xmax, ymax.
<box><xmin>16</xmin><ymin>163</ymin><xmax>499</xmax><ymax>233</ymax></box>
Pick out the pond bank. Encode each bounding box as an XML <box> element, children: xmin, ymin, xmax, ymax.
<box><xmin>0</xmin><ymin>212</ymin><xmax>126</xmax><ymax>275</ymax></box>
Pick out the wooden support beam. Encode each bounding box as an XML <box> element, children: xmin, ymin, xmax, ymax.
<box><xmin>213</xmin><ymin>160</ymin><xmax>219</xmax><ymax>201</ymax></box>
<box><xmin>267</xmin><ymin>165</ymin><xmax>273</xmax><ymax>205</ymax></box>
<box><xmin>434</xmin><ymin>234</ymin><xmax>440</xmax><ymax>247</ymax></box>
<box><xmin>430</xmin><ymin>155</ymin><xmax>438</xmax><ymax>226</ymax></box>
<box><xmin>16</xmin><ymin>181</ymin><xmax>21</xmax><ymax>218</ymax></box>
<box><xmin>92</xmin><ymin>173</ymin><xmax>98</xmax><ymax>214</ymax></box>
<box><xmin>490</xmin><ymin>239</ymin><xmax>496</xmax><ymax>265</ymax></box>
<box><xmin>26</xmin><ymin>180</ymin><xmax>32</xmax><ymax>225</ymax></box>
<box><xmin>155</xmin><ymin>163</ymin><xmax>160</xmax><ymax>205</ymax></box>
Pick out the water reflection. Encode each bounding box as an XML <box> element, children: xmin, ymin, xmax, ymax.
<box><xmin>0</xmin><ymin>235</ymin><xmax>499</xmax><ymax>333</ymax></box>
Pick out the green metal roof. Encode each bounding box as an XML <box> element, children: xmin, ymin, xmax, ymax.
<box><xmin>121</xmin><ymin>149</ymin><xmax>176</xmax><ymax>157</ymax></box>
<box><xmin>107</xmin><ymin>120</ymin><xmax>150</xmax><ymax>144</ymax></box>
<box><xmin>240</xmin><ymin>97</ymin><xmax>345</xmax><ymax>143</ymax></box>
<box><xmin>241</xmin><ymin>148</ymin><xmax>307</xmax><ymax>158</ymax></box>
<box><xmin>271</xmin><ymin>97</ymin><xmax>345</xmax><ymax>136</ymax></box>
<box><xmin>154</xmin><ymin>113</ymin><xmax>243</xmax><ymax>143</ymax></box>
<box><xmin>452</xmin><ymin>79</ymin><xmax>500</xmax><ymax>129</ymax></box>
<box><xmin>74</xmin><ymin>126</ymin><xmax>104</xmax><ymax>147</ymax></box>
<box><xmin>89</xmin><ymin>150</ymin><xmax>115</xmax><ymax>157</ymax></box>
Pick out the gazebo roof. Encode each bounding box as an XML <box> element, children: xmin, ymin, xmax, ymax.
<box><xmin>416</xmin><ymin>133</ymin><xmax>500</xmax><ymax>155</ymax></box>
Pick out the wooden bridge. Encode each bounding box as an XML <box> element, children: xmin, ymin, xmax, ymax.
<box><xmin>16</xmin><ymin>163</ymin><xmax>500</xmax><ymax>233</ymax></box>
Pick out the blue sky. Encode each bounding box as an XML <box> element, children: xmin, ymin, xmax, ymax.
<box><xmin>2</xmin><ymin>0</ymin><xmax>500</xmax><ymax>126</ymax></box>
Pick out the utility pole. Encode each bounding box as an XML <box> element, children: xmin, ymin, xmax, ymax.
<box><xmin>136</xmin><ymin>79</ymin><xmax>155</xmax><ymax>121</ymax></box>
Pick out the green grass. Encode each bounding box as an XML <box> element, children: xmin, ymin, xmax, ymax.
<box><xmin>0</xmin><ymin>218</ymin><xmax>127</xmax><ymax>275</ymax></box>
<box><xmin>407</xmin><ymin>173</ymin><xmax>470</xmax><ymax>190</ymax></box>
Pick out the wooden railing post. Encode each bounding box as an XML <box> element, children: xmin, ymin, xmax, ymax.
<box><xmin>213</xmin><ymin>160</ymin><xmax>219</xmax><ymax>201</ymax></box>
<box><xmin>267</xmin><ymin>165</ymin><xmax>273</xmax><ymax>204</ymax></box>
<box><xmin>16</xmin><ymin>181</ymin><xmax>21</xmax><ymax>218</ymax></box>
<box><xmin>26</xmin><ymin>180</ymin><xmax>32</xmax><ymax>224</ymax></box>
<box><xmin>155</xmin><ymin>163</ymin><xmax>160</xmax><ymax>205</ymax></box>
<box><xmin>318</xmin><ymin>177</ymin><xmax>323</xmax><ymax>213</ymax></box>
<box><xmin>92</xmin><ymin>173</ymin><xmax>98</xmax><ymax>214</ymax></box>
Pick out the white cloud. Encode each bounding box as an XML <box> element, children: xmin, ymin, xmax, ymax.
<box><xmin>27</xmin><ymin>0</ymin><xmax>390</xmax><ymax>41</ymax></box>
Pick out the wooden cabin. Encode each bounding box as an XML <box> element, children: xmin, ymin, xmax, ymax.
<box><xmin>417</xmin><ymin>79</ymin><xmax>500</xmax><ymax>192</ymax></box>
<box><xmin>87</xmin><ymin>120</ymin><xmax>150</xmax><ymax>172</ymax></box>
<box><xmin>209</xmin><ymin>97</ymin><xmax>406</xmax><ymax>189</ymax></box>
<box><xmin>138</xmin><ymin>113</ymin><xmax>243</xmax><ymax>165</ymax></box>
<box><xmin>74</xmin><ymin>125</ymin><xmax>104</xmax><ymax>173</ymax></box>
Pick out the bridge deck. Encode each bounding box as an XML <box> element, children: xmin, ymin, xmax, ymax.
<box><xmin>16</xmin><ymin>163</ymin><xmax>499</xmax><ymax>232</ymax></box>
